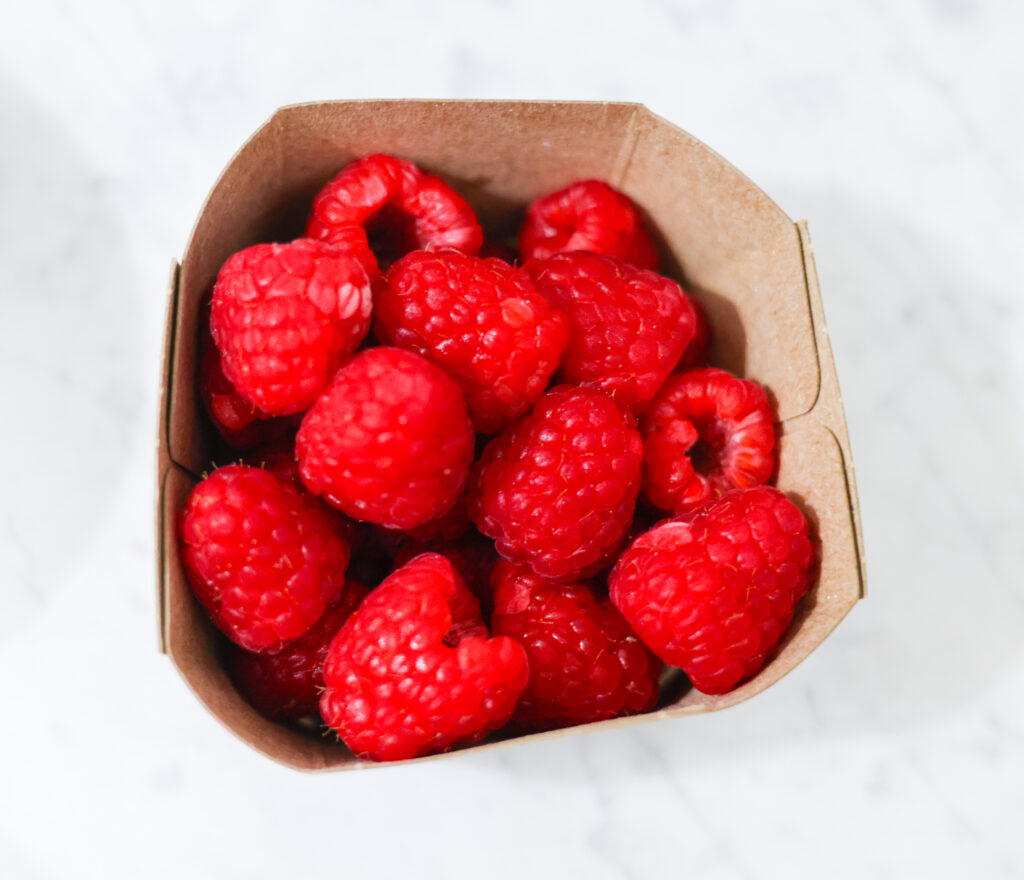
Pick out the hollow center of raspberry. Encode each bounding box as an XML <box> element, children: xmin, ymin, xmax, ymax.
<box><xmin>443</xmin><ymin>618</ymin><xmax>488</xmax><ymax>647</ymax></box>
<box><xmin>688</xmin><ymin>415</ymin><xmax>730</xmax><ymax>475</ymax></box>
<box><xmin>366</xmin><ymin>206</ymin><xmax>419</xmax><ymax>268</ymax></box>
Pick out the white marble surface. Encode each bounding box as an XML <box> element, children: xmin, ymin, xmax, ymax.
<box><xmin>1</xmin><ymin>1</ymin><xmax>1023</xmax><ymax>876</ymax></box>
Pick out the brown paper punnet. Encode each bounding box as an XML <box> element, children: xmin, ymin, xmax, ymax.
<box><xmin>156</xmin><ymin>100</ymin><xmax>865</xmax><ymax>771</ymax></box>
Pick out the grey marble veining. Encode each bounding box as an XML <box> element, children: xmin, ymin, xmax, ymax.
<box><xmin>1</xmin><ymin>1</ymin><xmax>1022</xmax><ymax>877</ymax></box>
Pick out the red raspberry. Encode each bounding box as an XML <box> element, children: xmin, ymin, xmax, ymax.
<box><xmin>210</xmin><ymin>239</ymin><xmax>373</xmax><ymax>416</ymax></box>
<box><xmin>198</xmin><ymin>308</ymin><xmax>296</xmax><ymax>449</ymax></box>
<box><xmin>467</xmin><ymin>385</ymin><xmax>643</xmax><ymax>582</ymax></box>
<box><xmin>296</xmin><ymin>347</ymin><xmax>474</xmax><ymax>530</ymax></box>
<box><xmin>375</xmin><ymin>251</ymin><xmax>570</xmax><ymax>433</ymax></box>
<box><xmin>228</xmin><ymin>580</ymin><xmax>368</xmax><ymax>719</ymax></box>
<box><xmin>306</xmin><ymin>153</ymin><xmax>483</xmax><ymax>267</ymax></box>
<box><xmin>317</xmin><ymin>224</ymin><xmax>381</xmax><ymax>280</ymax></box>
<box><xmin>609</xmin><ymin>487</ymin><xmax>816</xmax><ymax>694</ymax></box>
<box><xmin>490</xmin><ymin>561</ymin><xmax>662</xmax><ymax>731</ymax></box>
<box><xmin>393</xmin><ymin>529</ymin><xmax>499</xmax><ymax>615</ymax></box>
<box><xmin>528</xmin><ymin>252</ymin><xmax>697</xmax><ymax>413</ymax></box>
<box><xmin>320</xmin><ymin>554</ymin><xmax>528</xmax><ymax>761</ymax></box>
<box><xmin>519</xmin><ymin>179</ymin><xmax>659</xmax><ymax>270</ymax></box>
<box><xmin>641</xmin><ymin>368</ymin><xmax>776</xmax><ymax>513</ymax></box>
<box><xmin>179</xmin><ymin>465</ymin><xmax>350</xmax><ymax>653</ymax></box>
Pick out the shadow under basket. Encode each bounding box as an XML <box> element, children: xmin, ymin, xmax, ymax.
<box><xmin>155</xmin><ymin>100</ymin><xmax>866</xmax><ymax>772</ymax></box>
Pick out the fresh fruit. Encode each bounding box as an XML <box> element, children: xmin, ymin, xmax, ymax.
<box><xmin>375</xmin><ymin>250</ymin><xmax>571</xmax><ymax>433</ymax></box>
<box><xmin>198</xmin><ymin>305</ymin><xmax>296</xmax><ymax>449</ymax></box>
<box><xmin>609</xmin><ymin>487</ymin><xmax>815</xmax><ymax>694</ymax></box>
<box><xmin>467</xmin><ymin>385</ymin><xmax>642</xmax><ymax>581</ymax></box>
<box><xmin>528</xmin><ymin>252</ymin><xmax>697</xmax><ymax>412</ymax></box>
<box><xmin>315</xmin><ymin>224</ymin><xmax>380</xmax><ymax>280</ymax></box>
<box><xmin>519</xmin><ymin>179</ymin><xmax>659</xmax><ymax>270</ymax></box>
<box><xmin>641</xmin><ymin>367</ymin><xmax>775</xmax><ymax>513</ymax></box>
<box><xmin>490</xmin><ymin>561</ymin><xmax>661</xmax><ymax>730</ymax></box>
<box><xmin>320</xmin><ymin>554</ymin><xmax>529</xmax><ymax>761</ymax></box>
<box><xmin>228</xmin><ymin>580</ymin><xmax>368</xmax><ymax>719</ymax></box>
<box><xmin>179</xmin><ymin>465</ymin><xmax>350</xmax><ymax>653</ymax></box>
<box><xmin>210</xmin><ymin>239</ymin><xmax>373</xmax><ymax>416</ymax></box>
<box><xmin>296</xmin><ymin>347</ymin><xmax>475</xmax><ymax>530</ymax></box>
<box><xmin>393</xmin><ymin>528</ymin><xmax>499</xmax><ymax>616</ymax></box>
<box><xmin>306</xmin><ymin>153</ymin><xmax>483</xmax><ymax>266</ymax></box>
<box><xmin>180</xmin><ymin>154</ymin><xmax>830</xmax><ymax>759</ymax></box>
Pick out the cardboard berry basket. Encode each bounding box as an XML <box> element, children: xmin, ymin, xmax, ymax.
<box><xmin>156</xmin><ymin>100</ymin><xmax>865</xmax><ymax>771</ymax></box>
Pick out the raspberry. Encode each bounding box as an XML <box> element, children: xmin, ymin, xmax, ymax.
<box><xmin>306</xmin><ymin>153</ymin><xmax>483</xmax><ymax>267</ymax></box>
<box><xmin>528</xmin><ymin>252</ymin><xmax>697</xmax><ymax>412</ymax></box>
<box><xmin>179</xmin><ymin>465</ymin><xmax>350</xmax><ymax>653</ymax></box>
<box><xmin>609</xmin><ymin>487</ymin><xmax>816</xmax><ymax>694</ymax></box>
<box><xmin>641</xmin><ymin>368</ymin><xmax>776</xmax><ymax>513</ymax></box>
<box><xmin>228</xmin><ymin>580</ymin><xmax>368</xmax><ymax>719</ymax></box>
<box><xmin>490</xmin><ymin>561</ymin><xmax>662</xmax><ymax>731</ymax></box>
<box><xmin>198</xmin><ymin>306</ymin><xmax>296</xmax><ymax>449</ymax></box>
<box><xmin>375</xmin><ymin>250</ymin><xmax>570</xmax><ymax>433</ymax></box>
<box><xmin>296</xmin><ymin>347</ymin><xmax>475</xmax><ymax>530</ymax></box>
<box><xmin>320</xmin><ymin>554</ymin><xmax>528</xmax><ymax>761</ymax></box>
<box><xmin>467</xmin><ymin>385</ymin><xmax>643</xmax><ymax>582</ymax></box>
<box><xmin>210</xmin><ymin>239</ymin><xmax>373</xmax><ymax>416</ymax></box>
<box><xmin>317</xmin><ymin>224</ymin><xmax>381</xmax><ymax>280</ymax></box>
<box><xmin>393</xmin><ymin>529</ymin><xmax>499</xmax><ymax>615</ymax></box>
<box><xmin>519</xmin><ymin>179</ymin><xmax>659</xmax><ymax>270</ymax></box>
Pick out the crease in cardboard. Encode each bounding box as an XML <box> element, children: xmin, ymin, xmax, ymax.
<box><xmin>793</xmin><ymin>220</ymin><xmax>866</xmax><ymax>594</ymax></box>
<box><xmin>791</xmin><ymin>221</ymin><xmax>824</xmax><ymax>418</ymax></box>
<box><xmin>774</xmin><ymin>419</ymin><xmax>865</xmax><ymax>602</ymax></box>
<box><xmin>156</xmin><ymin>503</ymin><xmax>167</xmax><ymax>654</ymax></box>
<box><xmin>156</xmin><ymin>261</ymin><xmax>181</xmax><ymax>655</ymax></box>
<box><xmin>609</xmin><ymin>105</ymin><xmax>644</xmax><ymax>189</ymax></box>
<box><xmin>817</xmin><ymin>424</ymin><xmax>865</xmax><ymax>600</ymax></box>
<box><xmin>161</xmin><ymin>263</ymin><xmax>181</xmax><ymax>463</ymax></box>
<box><xmin>157</xmin><ymin>467</ymin><xmax>174</xmax><ymax>654</ymax></box>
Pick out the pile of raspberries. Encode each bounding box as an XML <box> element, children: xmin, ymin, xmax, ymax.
<box><xmin>179</xmin><ymin>154</ymin><xmax>817</xmax><ymax>762</ymax></box>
